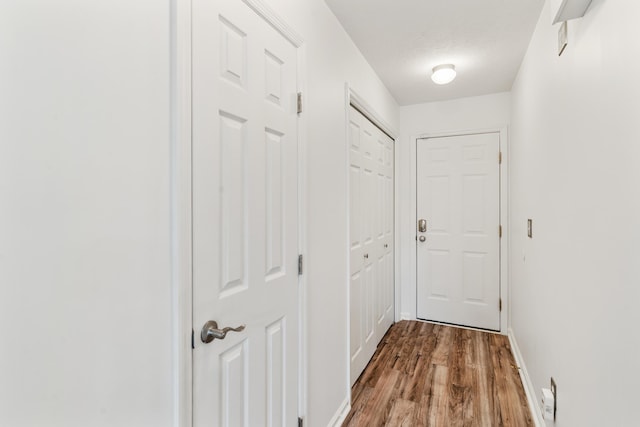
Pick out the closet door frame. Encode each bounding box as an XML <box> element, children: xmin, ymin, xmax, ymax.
<box><xmin>344</xmin><ymin>85</ymin><xmax>399</xmax><ymax>398</ymax></box>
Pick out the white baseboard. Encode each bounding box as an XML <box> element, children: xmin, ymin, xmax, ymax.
<box><xmin>508</xmin><ymin>328</ymin><xmax>545</xmax><ymax>427</ymax></box>
<box><xmin>327</xmin><ymin>397</ymin><xmax>350</xmax><ymax>427</ymax></box>
<box><xmin>400</xmin><ymin>312</ymin><xmax>411</xmax><ymax>321</ymax></box>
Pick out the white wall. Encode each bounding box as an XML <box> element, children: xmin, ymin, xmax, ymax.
<box><xmin>509</xmin><ymin>0</ymin><xmax>640</xmax><ymax>425</ymax></box>
<box><xmin>1</xmin><ymin>1</ymin><xmax>398</xmax><ymax>427</ymax></box>
<box><xmin>0</xmin><ymin>1</ymin><xmax>174</xmax><ymax>426</ymax></box>
<box><xmin>262</xmin><ymin>1</ymin><xmax>399</xmax><ymax>425</ymax></box>
<box><xmin>398</xmin><ymin>93</ymin><xmax>511</xmax><ymax>320</ymax></box>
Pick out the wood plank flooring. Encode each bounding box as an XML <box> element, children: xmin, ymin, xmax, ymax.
<box><xmin>343</xmin><ymin>321</ymin><xmax>533</xmax><ymax>427</ymax></box>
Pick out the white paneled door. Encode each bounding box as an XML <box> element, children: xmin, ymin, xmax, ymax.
<box><xmin>349</xmin><ymin>106</ymin><xmax>394</xmax><ymax>385</ymax></box>
<box><xmin>416</xmin><ymin>133</ymin><xmax>500</xmax><ymax>331</ymax></box>
<box><xmin>192</xmin><ymin>0</ymin><xmax>299</xmax><ymax>425</ymax></box>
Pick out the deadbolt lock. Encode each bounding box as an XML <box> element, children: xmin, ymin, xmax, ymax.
<box><xmin>418</xmin><ymin>219</ymin><xmax>427</xmax><ymax>233</ymax></box>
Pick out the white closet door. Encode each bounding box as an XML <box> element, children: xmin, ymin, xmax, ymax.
<box><xmin>349</xmin><ymin>106</ymin><xmax>394</xmax><ymax>385</ymax></box>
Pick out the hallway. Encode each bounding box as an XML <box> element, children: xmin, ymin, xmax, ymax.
<box><xmin>343</xmin><ymin>321</ymin><xmax>533</xmax><ymax>426</ymax></box>
<box><xmin>3</xmin><ymin>0</ymin><xmax>640</xmax><ymax>425</ymax></box>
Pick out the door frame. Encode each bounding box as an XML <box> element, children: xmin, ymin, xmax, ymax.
<box><xmin>343</xmin><ymin>85</ymin><xmax>400</xmax><ymax>406</ymax></box>
<box><xmin>409</xmin><ymin>127</ymin><xmax>509</xmax><ymax>333</ymax></box>
<box><xmin>170</xmin><ymin>0</ymin><xmax>308</xmax><ymax>425</ymax></box>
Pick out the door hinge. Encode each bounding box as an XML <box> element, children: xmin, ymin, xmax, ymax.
<box><xmin>499</xmin><ymin>151</ymin><xmax>503</xmax><ymax>164</ymax></box>
<box><xmin>499</xmin><ymin>225</ymin><xmax>503</xmax><ymax>238</ymax></box>
<box><xmin>191</xmin><ymin>329</ymin><xmax>195</xmax><ymax>349</ymax></box>
<box><xmin>297</xmin><ymin>92</ymin><xmax>303</xmax><ymax>114</ymax></box>
<box><xmin>298</xmin><ymin>254</ymin><xmax>303</xmax><ymax>275</ymax></box>
<box><xmin>298</xmin><ymin>417</ymin><xmax>303</xmax><ymax>427</ymax></box>
<box><xmin>499</xmin><ymin>298</ymin><xmax>503</xmax><ymax>312</ymax></box>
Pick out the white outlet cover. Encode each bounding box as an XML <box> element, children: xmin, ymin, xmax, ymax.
<box><xmin>541</xmin><ymin>388</ymin><xmax>555</xmax><ymax>421</ymax></box>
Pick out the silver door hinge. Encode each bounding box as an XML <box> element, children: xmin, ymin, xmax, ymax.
<box><xmin>499</xmin><ymin>151</ymin><xmax>503</xmax><ymax>164</ymax></box>
<box><xmin>191</xmin><ymin>329</ymin><xmax>195</xmax><ymax>349</ymax></box>
<box><xmin>298</xmin><ymin>254</ymin><xmax>303</xmax><ymax>275</ymax></box>
<box><xmin>297</xmin><ymin>92</ymin><xmax>303</xmax><ymax>114</ymax></box>
<box><xmin>298</xmin><ymin>417</ymin><xmax>303</xmax><ymax>427</ymax></box>
<box><xmin>499</xmin><ymin>225</ymin><xmax>503</xmax><ymax>238</ymax></box>
<box><xmin>499</xmin><ymin>298</ymin><xmax>503</xmax><ymax>312</ymax></box>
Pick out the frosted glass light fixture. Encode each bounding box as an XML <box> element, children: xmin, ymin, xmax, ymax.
<box><xmin>431</xmin><ymin>64</ymin><xmax>456</xmax><ymax>85</ymax></box>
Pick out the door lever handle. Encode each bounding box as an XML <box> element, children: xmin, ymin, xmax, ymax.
<box><xmin>201</xmin><ymin>320</ymin><xmax>246</xmax><ymax>343</ymax></box>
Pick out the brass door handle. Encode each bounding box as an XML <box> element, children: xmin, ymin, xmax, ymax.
<box><xmin>201</xmin><ymin>320</ymin><xmax>245</xmax><ymax>343</ymax></box>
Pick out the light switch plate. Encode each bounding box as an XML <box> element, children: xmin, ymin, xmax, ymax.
<box><xmin>558</xmin><ymin>21</ymin><xmax>568</xmax><ymax>56</ymax></box>
<box><xmin>550</xmin><ymin>0</ymin><xmax>593</xmax><ymax>24</ymax></box>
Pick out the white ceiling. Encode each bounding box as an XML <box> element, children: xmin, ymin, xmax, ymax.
<box><xmin>325</xmin><ymin>0</ymin><xmax>545</xmax><ymax>105</ymax></box>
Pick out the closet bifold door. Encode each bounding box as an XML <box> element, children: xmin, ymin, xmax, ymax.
<box><xmin>348</xmin><ymin>105</ymin><xmax>394</xmax><ymax>386</ymax></box>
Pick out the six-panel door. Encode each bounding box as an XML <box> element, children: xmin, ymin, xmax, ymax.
<box><xmin>416</xmin><ymin>133</ymin><xmax>500</xmax><ymax>331</ymax></box>
<box><xmin>192</xmin><ymin>0</ymin><xmax>299</xmax><ymax>425</ymax></box>
<box><xmin>349</xmin><ymin>106</ymin><xmax>394</xmax><ymax>385</ymax></box>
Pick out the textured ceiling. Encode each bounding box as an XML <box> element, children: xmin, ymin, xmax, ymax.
<box><xmin>325</xmin><ymin>0</ymin><xmax>545</xmax><ymax>105</ymax></box>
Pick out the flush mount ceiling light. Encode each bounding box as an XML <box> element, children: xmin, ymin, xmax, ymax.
<box><xmin>431</xmin><ymin>64</ymin><xmax>456</xmax><ymax>85</ymax></box>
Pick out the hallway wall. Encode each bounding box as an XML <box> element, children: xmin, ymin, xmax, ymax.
<box><xmin>509</xmin><ymin>0</ymin><xmax>640</xmax><ymax>425</ymax></box>
<box><xmin>398</xmin><ymin>93</ymin><xmax>511</xmax><ymax>321</ymax></box>
<box><xmin>0</xmin><ymin>1</ymin><xmax>174</xmax><ymax>425</ymax></box>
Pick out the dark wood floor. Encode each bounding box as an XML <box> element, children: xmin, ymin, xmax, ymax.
<box><xmin>343</xmin><ymin>321</ymin><xmax>533</xmax><ymax>427</ymax></box>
